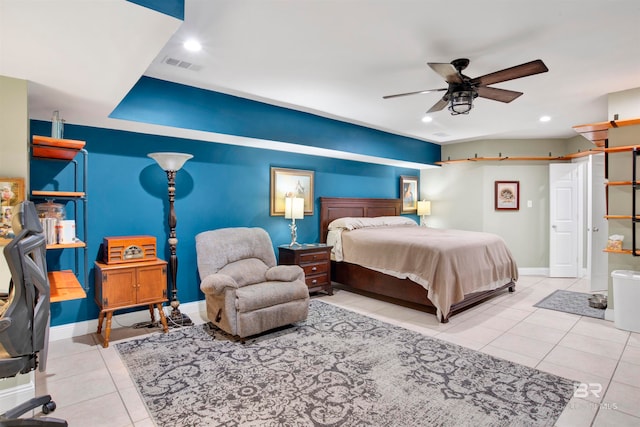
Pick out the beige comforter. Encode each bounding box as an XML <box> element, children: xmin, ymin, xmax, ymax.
<box><xmin>339</xmin><ymin>225</ymin><xmax>518</xmax><ymax>320</ymax></box>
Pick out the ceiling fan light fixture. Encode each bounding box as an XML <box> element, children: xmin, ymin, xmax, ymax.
<box><xmin>449</xmin><ymin>90</ymin><xmax>474</xmax><ymax>115</ymax></box>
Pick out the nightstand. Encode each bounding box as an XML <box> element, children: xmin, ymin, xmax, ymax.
<box><xmin>278</xmin><ymin>244</ymin><xmax>333</xmax><ymax>295</ymax></box>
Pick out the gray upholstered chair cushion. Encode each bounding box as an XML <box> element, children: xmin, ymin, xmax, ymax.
<box><xmin>218</xmin><ymin>258</ymin><xmax>270</xmax><ymax>287</ymax></box>
<box><xmin>266</xmin><ymin>265</ymin><xmax>305</xmax><ymax>282</ymax></box>
<box><xmin>236</xmin><ymin>281</ymin><xmax>309</xmax><ymax>313</ymax></box>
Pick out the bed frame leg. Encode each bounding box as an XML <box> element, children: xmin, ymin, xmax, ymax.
<box><xmin>508</xmin><ymin>286</ymin><xmax>515</xmax><ymax>293</ymax></box>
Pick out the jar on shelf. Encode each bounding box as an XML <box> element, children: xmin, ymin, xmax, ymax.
<box><xmin>36</xmin><ymin>200</ymin><xmax>65</xmax><ymax>220</ymax></box>
<box><xmin>36</xmin><ymin>200</ymin><xmax>65</xmax><ymax>245</ymax></box>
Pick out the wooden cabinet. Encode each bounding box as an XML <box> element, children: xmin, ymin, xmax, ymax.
<box><xmin>278</xmin><ymin>244</ymin><xmax>333</xmax><ymax>295</ymax></box>
<box><xmin>94</xmin><ymin>259</ymin><xmax>169</xmax><ymax>347</ymax></box>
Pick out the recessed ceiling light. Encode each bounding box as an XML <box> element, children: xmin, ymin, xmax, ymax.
<box><xmin>183</xmin><ymin>39</ymin><xmax>202</xmax><ymax>52</ymax></box>
<box><xmin>539</xmin><ymin>115</ymin><xmax>551</xmax><ymax>122</ymax></box>
<box><xmin>422</xmin><ymin>116</ymin><xmax>433</xmax><ymax>123</ymax></box>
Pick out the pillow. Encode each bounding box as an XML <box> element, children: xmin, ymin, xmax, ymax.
<box><xmin>328</xmin><ymin>216</ymin><xmax>417</xmax><ymax>231</ymax></box>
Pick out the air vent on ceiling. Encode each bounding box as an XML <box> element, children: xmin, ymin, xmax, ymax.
<box><xmin>432</xmin><ymin>132</ymin><xmax>450</xmax><ymax>137</ymax></box>
<box><xmin>161</xmin><ymin>56</ymin><xmax>202</xmax><ymax>71</ymax></box>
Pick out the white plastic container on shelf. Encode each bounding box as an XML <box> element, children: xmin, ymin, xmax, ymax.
<box><xmin>611</xmin><ymin>270</ymin><xmax>640</xmax><ymax>333</ymax></box>
<box><xmin>57</xmin><ymin>220</ymin><xmax>76</xmax><ymax>244</ymax></box>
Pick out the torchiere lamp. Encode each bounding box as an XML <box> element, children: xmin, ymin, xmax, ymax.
<box><xmin>148</xmin><ymin>152</ymin><xmax>193</xmax><ymax>326</ymax></box>
<box><xmin>284</xmin><ymin>196</ymin><xmax>304</xmax><ymax>246</ymax></box>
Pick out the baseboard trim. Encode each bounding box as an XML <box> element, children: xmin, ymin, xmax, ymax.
<box><xmin>0</xmin><ymin>372</ymin><xmax>35</xmax><ymax>413</ymax></box>
<box><xmin>605</xmin><ymin>308</ymin><xmax>615</xmax><ymax>322</ymax></box>
<box><xmin>48</xmin><ymin>300</ymin><xmax>207</xmax><ymax>342</ymax></box>
<box><xmin>518</xmin><ymin>268</ymin><xmax>549</xmax><ymax>276</ymax></box>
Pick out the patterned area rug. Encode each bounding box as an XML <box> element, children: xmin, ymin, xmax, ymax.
<box><xmin>534</xmin><ymin>290</ymin><xmax>605</xmax><ymax>319</ymax></box>
<box><xmin>116</xmin><ymin>300</ymin><xmax>574</xmax><ymax>427</ymax></box>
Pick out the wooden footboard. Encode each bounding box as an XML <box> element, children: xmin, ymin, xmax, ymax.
<box><xmin>332</xmin><ymin>260</ymin><xmax>515</xmax><ymax>322</ymax></box>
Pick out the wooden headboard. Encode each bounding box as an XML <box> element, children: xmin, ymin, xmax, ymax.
<box><xmin>319</xmin><ymin>197</ymin><xmax>402</xmax><ymax>243</ymax></box>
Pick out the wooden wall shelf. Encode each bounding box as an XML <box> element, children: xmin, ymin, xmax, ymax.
<box><xmin>573</xmin><ymin>118</ymin><xmax>640</xmax><ymax>146</ymax></box>
<box><xmin>606</xmin><ymin>181</ymin><xmax>637</xmax><ymax>186</ymax></box>
<box><xmin>436</xmin><ymin>149</ymin><xmax>603</xmax><ymax>165</ymax></box>
<box><xmin>604</xmin><ymin>248</ymin><xmax>640</xmax><ymax>256</ymax></box>
<box><xmin>602</xmin><ymin>145</ymin><xmax>640</xmax><ymax>153</ymax></box>
<box><xmin>31</xmin><ymin>190</ymin><xmax>85</xmax><ymax>198</ymax></box>
<box><xmin>32</xmin><ymin>135</ymin><xmax>86</xmax><ymax>160</ymax></box>
<box><xmin>49</xmin><ymin>270</ymin><xmax>87</xmax><ymax>302</ymax></box>
<box><xmin>46</xmin><ymin>242</ymin><xmax>86</xmax><ymax>250</ymax></box>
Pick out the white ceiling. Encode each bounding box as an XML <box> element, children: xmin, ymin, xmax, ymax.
<box><xmin>3</xmin><ymin>0</ymin><xmax>640</xmax><ymax>149</ymax></box>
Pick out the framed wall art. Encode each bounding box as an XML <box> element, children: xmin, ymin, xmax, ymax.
<box><xmin>270</xmin><ymin>167</ymin><xmax>315</xmax><ymax>216</ymax></box>
<box><xmin>400</xmin><ymin>175</ymin><xmax>419</xmax><ymax>214</ymax></box>
<box><xmin>0</xmin><ymin>177</ymin><xmax>26</xmax><ymax>245</ymax></box>
<box><xmin>495</xmin><ymin>181</ymin><xmax>520</xmax><ymax>210</ymax></box>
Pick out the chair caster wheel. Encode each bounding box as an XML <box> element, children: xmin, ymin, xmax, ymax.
<box><xmin>42</xmin><ymin>401</ymin><xmax>56</xmax><ymax>414</ymax></box>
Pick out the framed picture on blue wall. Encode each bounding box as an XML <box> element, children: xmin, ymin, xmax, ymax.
<box><xmin>270</xmin><ymin>167</ymin><xmax>315</xmax><ymax>216</ymax></box>
<box><xmin>400</xmin><ymin>175</ymin><xmax>418</xmax><ymax>214</ymax></box>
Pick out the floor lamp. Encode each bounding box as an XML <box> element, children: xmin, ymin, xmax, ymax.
<box><xmin>148</xmin><ymin>152</ymin><xmax>193</xmax><ymax>327</ymax></box>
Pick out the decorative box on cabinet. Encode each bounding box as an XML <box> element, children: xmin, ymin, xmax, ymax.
<box><xmin>278</xmin><ymin>244</ymin><xmax>333</xmax><ymax>295</ymax></box>
<box><xmin>31</xmin><ymin>135</ymin><xmax>88</xmax><ymax>302</ymax></box>
<box><xmin>94</xmin><ymin>259</ymin><xmax>169</xmax><ymax>347</ymax></box>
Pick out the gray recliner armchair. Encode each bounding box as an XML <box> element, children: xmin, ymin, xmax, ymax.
<box><xmin>196</xmin><ymin>227</ymin><xmax>309</xmax><ymax>338</ymax></box>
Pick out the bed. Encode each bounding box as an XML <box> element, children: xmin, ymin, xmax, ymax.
<box><xmin>319</xmin><ymin>197</ymin><xmax>517</xmax><ymax>322</ymax></box>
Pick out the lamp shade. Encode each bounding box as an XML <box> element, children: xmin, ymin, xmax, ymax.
<box><xmin>417</xmin><ymin>200</ymin><xmax>431</xmax><ymax>216</ymax></box>
<box><xmin>284</xmin><ymin>197</ymin><xmax>304</xmax><ymax>220</ymax></box>
<box><xmin>148</xmin><ymin>152</ymin><xmax>193</xmax><ymax>171</ymax></box>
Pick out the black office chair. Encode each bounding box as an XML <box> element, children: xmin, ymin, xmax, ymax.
<box><xmin>0</xmin><ymin>201</ymin><xmax>66</xmax><ymax>426</ymax></box>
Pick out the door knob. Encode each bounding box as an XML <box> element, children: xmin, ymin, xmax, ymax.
<box><xmin>593</xmin><ymin>227</ymin><xmax>599</xmax><ymax>232</ymax></box>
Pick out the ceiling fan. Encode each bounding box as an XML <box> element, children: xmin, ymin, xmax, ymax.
<box><xmin>383</xmin><ymin>58</ymin><xmax>549</xmax><ymax>115</ymax></box>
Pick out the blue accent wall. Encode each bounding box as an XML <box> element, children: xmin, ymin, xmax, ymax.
<box><xmin>127</xmin><ymin>0</ymin><xmax>184</xmax><ymax>20</ymax></box>
<box><xmin>111</xmin><ymin>77</ymin><xmax>441</xmax><ymax>165</ymax></box>
<box><xmin>30</xmin><ymin>120</ymin><xmax>423</xmax><ymax>326</ymax></box>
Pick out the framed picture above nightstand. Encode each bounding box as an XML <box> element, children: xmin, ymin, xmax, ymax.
<box><xmin>278</xmin><ymin>244</ymin><xmax>333</xmax><ymax>295</ymax></box>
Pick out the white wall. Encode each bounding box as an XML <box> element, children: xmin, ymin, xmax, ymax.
<box><xmin>608</xmin><ymin>87</ymin><xmax>640</xmax><ymax>120</ymax></box>
<box><xmin>422</xmin><ymin>161</ymin><xmax>549</xmax><ymax>270</ymax></box>
<box><xmin>0</xmin><ymin>76</ymin><xmax>29</xmax><ymax>291</ymax></box>
<box><xmin>421</xmin><ymin>137</ymin><xmax>594</xmax><ymax>271</ymax></box>
<box><xmin>0</xmin><ymin>76</ymin><xmax>34</xmax><ymax>411</ymax></box>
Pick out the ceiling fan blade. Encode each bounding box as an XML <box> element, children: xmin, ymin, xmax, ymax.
<box><xmin>476</xmin><ymin>86</ymin><xmax>523</xmax><ymax>103</ymax></box>
<box><xmin>471</xmin><ymin>59</ymin><xmax>548</xmax><ymax>86</ymax></box>
<box><xmin>427</xmin><ymin>63</ymin><xmax>463</xmax><ymax>84</ymax></box>
<box><xmin>382</xmin><ymin>88</ymin><xmax>447</xmax><ymax>99</ymax></box>
<box><xmin>426</xmin><ymin>97</ymin><xmax>449</xmax><ymax>113</ymax></box>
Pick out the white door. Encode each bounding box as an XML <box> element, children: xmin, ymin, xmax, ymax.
<box><xmin>550</xmin><ymin>163</ymin><xmax>579</xmax><ymax>277</ymax></box>
<box><xmin>588</xmin><ymin>154</ymin><xmax>608</xmax><ymax>290</ymax></box>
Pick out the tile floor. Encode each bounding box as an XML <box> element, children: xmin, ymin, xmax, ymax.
<box><xmin>35</xmin><ymin>275</ymin><xmax>640</xmax><ymax>426</ymax></box>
